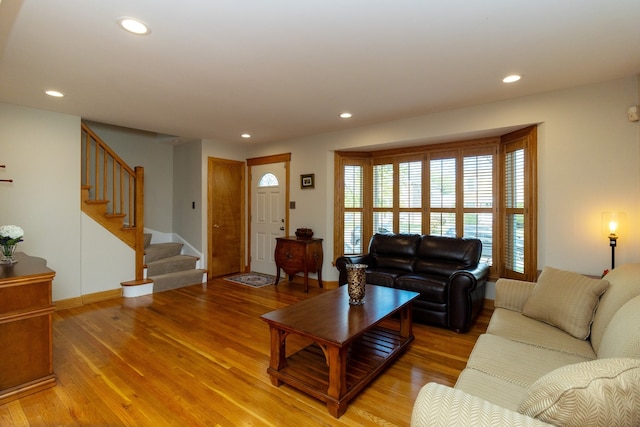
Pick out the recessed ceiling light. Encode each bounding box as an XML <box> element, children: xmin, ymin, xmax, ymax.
<box><xmin>503</xmin><ymin>74</ymin><xmax>522</xmax><ymax>83</ymax></box>
<box><xmin>45</xmin><ymin>90</ymin><xmax>64</xmax><ymax>98</ymax></box>
<box><xmin>241</xmin><ymin>133</ymin><xmax>251</xmax><ymax>139</ymax></box>
<box><xmin>118</xmin><ymin>17</ymin><xmax>151</xmax><ymax>35</ymax></box>
<box><xmin>340</xmin><ymin>112</ymin><xmax>352</xmax><ymax>119</ymax></box>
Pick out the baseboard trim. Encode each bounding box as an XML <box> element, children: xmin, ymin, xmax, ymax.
<box><xmin>83</xmin><ymin>289</ymin><xmax>122</xmax><ymax>304</ymax></box>
<box><xmin>54</xmin><ymin>296</ymin><xmax>83</xmax><ymax>311</ymax></box>
<box><xmin>54</xmin><ymin>288</ymin><xmax>122</xmax><ymax>311</ymax></box>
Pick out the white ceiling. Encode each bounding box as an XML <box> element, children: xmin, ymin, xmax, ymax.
<box><xmin>1</xmin><ymin>0</ymin><xmax>639</xmax><ymax>144</ymax></box>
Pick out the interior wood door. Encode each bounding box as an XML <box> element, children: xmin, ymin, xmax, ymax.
<box><xmin>208</xmin><ymin>157</ymin><xmax>245</xmax><ymax>277</ymax></box>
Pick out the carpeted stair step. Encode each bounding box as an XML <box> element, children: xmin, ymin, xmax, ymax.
<box><xmin>136</xmin><ymin>234</ymin><xmax>206</xmax><ymax>294</ymax></box>
<box><xmin>144</xmin><ymin>233</ymin><xmax>152</xmax><ymax>248</ymax></box>
<box><xmin>146</xmin><ymin>255</ymin><xmax>198</xmax><ymax>276</ymax></box>
<box><xmin>145</xmin><ymin>242</ymin><xmax>183</xmax><ymax>263</ymax></box>
<box><xmin>152</xmin><ymin>269</ymin><xmax>207</xmax><ymax>293</ymax></box>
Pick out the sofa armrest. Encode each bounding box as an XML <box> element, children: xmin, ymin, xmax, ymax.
<box><xmin>335</xmin><ymin>254</ymin><xmax>373</xmax><ymax>286</ymax></box>
<box><xmin>447</xmin><ymin>264</ymin><xmax>489</xmax><ymax>332</ymax></box>
<box><xmin>411</xmin><ymin>383</ymin><xmax>552</xmax><ymax>427</ymax></box>
<box><xmin>494</xmin><ymin>278</ymin><xmax>537</xmax><ymax>312</ymax></box>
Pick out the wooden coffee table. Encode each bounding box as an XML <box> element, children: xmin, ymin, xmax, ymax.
<box><xmin>260</xmin><ymin>285</ymin><xmax>420</xmax><ymax>418</ymax></box>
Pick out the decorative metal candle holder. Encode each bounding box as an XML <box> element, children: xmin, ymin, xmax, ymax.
<box><xmin>346</xmin><ymin>263</ymin><xmax>367</xmax><ymax>305</ymax></box>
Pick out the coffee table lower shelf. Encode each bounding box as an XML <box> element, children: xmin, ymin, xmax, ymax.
<box><xmin>267</xmin><ymin>325</ymin><xmax>414</xmax><ymax>417</ymax></box>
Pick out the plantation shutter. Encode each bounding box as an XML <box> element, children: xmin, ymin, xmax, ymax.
<box><xmin>399</xmin><ymin>160</ymin><xmax>422</xmax><ymax>234</ymax></box>
<box><xmin>429</xmin><ymin>156</ymin><xmax>456</xmax><ymax>235</ymax></box>
<box><xmin>344</xmin><ymin>164</ymin><xmax>364</xmax><ymax>254</ymax></box>
<box><xmin>463</xmin><ymin>153</ymin><xmax>494</xmax><ymax>265</ymax></box>
<box><xmin>373</xmin><ymin>163</ymin><xmax>393</xmax><ymax>234</ymax></box>
<box><xmin>501</xmin><ymin>126</ymin><xmax>537</xmax><ymax>281</ymax></box>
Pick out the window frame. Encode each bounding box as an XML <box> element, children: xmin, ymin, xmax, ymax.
<box><xmin>334</xmin><ymin>128</ymin><xmax>537</xmax><ymax>281</ymax></box>
<box><xmin>334</xmin><ymin>154</ymin><xmax>371</xmax><ymax>256</ymax></box>
<box><xmin>500</xmin><ymin>126</ymin><xmax>538</xmax><ymax>281</ymax></box>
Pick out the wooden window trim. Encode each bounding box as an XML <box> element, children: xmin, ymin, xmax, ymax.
<box><xmin>334</xmin><ymin>129</ymin><xmax>537</xmax><ymax>282</ymax></box>
<box><xmin>500</xmin><ymin>126</ymin><xmax>537</xmax><ymax>281</ymax></box>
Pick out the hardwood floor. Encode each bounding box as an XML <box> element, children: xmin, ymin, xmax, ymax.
<box><xmin>0</xmin><ymin>278</ymin><xmax>491</xmax><ymax>426</ymax></box>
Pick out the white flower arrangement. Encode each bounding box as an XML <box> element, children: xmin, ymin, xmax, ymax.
<box><xmin>0</xmin><ymin>224</ymin><xmax>24</xmax><ymax>246</ymax></box>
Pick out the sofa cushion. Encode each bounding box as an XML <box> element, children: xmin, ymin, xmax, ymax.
<box><xmin>365</xmin><ymin>269</ymin><xmax>401</xmax><ymax>287</ymax></box>
<box><xmin>522</xmin><ymin>266</ymin><xmax>610</xmax><ymax>339</ymax></box>
<box><xmin>518</xmin><ymin>358</ymin><xmax>640</xmax><ymax>426</ymax></box>
<box><xmin>591</xmin><ymin>263</ymin><xmax>640</xmax><ymax>354</ymax></box>
<box><xmin>487</xmin><ymin>308</ymin><xmax>596</xmax><ymax>359</ymax></box>
<box><xmin>369</xmin><ymin>233</ymin><xmax>421</xmax><ymax>272</ymax></box>
<box><xmin>414</xmin><ymin>235</ymin><xmax>481</xmax><ymax>276</ymax></box>
<box><xmin>462</xmin><ymin>334</ymin><xmax>592</xmax><ymax>398</ymax></box>
<box><xmin>395</xmin><ymin>273</ymin><xmax>447</xmax><ymax>303</ymax></box>
<box><xmin>456</xmin><ymin>367</ymin><xmax>530</xmax><ymax>410</ymax></box>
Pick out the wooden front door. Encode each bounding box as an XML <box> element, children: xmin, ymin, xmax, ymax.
<box><xmin>208</xmin><ymin>157</ymin><xmax>245</xmax><ymax>277</ymax></box>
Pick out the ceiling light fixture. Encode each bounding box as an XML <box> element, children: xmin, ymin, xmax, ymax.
<box><xmin>340</xmin><ymin>112</ymin><xmax>352</xmax><ymax>119</ymax></box>
<box><xmin>118</xmin><ymin>17</ymin><xmax>151</xmax><ymax>35</ymax></box>
<box><xmin>45</xmin><ymin>90</ymin><xmax>64</xmax><ymax>98</ymax></box>
<box><xmin>241</xmin><ymin>133</ymin><xmax>251</xmax><ymax>139</ymax></box>
<box><xmin>503</xmin><ymin>74</ymin><xmax>522</xmax><ymax>83</ymax></box>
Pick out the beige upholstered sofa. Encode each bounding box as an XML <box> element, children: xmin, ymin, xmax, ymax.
<box><xmin>411</xmin><ymin>263</ymin><xmax>640</xmax><ymax>426</ymax></box>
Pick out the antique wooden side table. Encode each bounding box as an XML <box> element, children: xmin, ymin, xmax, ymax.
<box><xmin>274</xmin><ymin>237</ymin><xmax>323</xmax><ymax>292</ymax></box>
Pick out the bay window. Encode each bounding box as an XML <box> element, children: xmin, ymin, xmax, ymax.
<box><xmin>335</xmin><ymin>126</ymin><xmax>537</xmax><ymax>281</ymax></box>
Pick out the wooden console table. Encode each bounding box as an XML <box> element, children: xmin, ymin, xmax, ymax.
<box><xmin>0</xmin><ymin>252</ymin><xmax>56</xmax><ymax>404</ymax></box>
<box><xmin>274</xmin><ymin>237</ymin><xmax>323</xmax><ymax>292</ymax></box>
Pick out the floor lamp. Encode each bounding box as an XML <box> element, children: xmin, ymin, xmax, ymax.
<box><xmin>608</xmin><ymin>231</ymin><xmax>618</xmax><ymax>270</ymax></box>
<box><xmin>603</xmin><ymin>212</ymin><xmax>620</xmax><ymax>270</ymax></box>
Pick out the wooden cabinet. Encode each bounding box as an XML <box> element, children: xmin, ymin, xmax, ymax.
<box><xmin>0</xmin><ymin>252</ymin><xmax>56</xmax><ymax>404</ymax></box>
<box><xmin>274</xmin><ymin>237</ymin><xmax>323</xmax><ymax>292</ymax></box>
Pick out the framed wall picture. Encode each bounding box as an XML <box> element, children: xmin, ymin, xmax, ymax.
<box><xmin>301</xmin><ymin>174</ymin><xmax>315</xmax><ymax>189</ymax></box>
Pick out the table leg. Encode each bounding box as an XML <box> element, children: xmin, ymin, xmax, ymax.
<box><xmin>399</xmin><ymin>303</ymin><xmax>414</xmax><ymax>338</ymax></box>
<box><xmin>274</xmin><ymin>267</ymin><xmax>281</xmax><ymax>286</ymax></box>
<box><xmin>268</xmin><ymin>326</ymin><xmax>287</xmax><ymax>386</ymax></box>
<box><xmin>325</xmin><ymin>344</ymin><xmax>348</xmax><ymax>418</ymax></box>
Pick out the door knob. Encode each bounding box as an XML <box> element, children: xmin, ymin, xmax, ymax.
<box><xmin>214</xmin><ymin>224</ymin><xmax>220</xmax><ymax>228</ymax></box>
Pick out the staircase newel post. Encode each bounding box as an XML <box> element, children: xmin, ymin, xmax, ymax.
<box><xmin>135</xmin><ymin>166</ymin><xmax>145</xmax><ymax>281</ymax></box>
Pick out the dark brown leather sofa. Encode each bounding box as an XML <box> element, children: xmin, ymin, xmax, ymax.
<box><xmin>335</xmin><ymin>233</ymin><xmax>489</xmax><ymax>333</ymax></box>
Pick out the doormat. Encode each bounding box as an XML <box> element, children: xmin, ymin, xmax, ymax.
<box><xmin>224</xmin><ymin>272</ymin><xmax>276</xmax><ymax>288</ymax></box>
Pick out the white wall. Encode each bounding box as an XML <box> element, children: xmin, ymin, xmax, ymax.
<box><xmin>0</xmin><ymin>104</ymin><xmax>82</xmax><ymax>300</ymax></box>
<box><xmin>81</xmin><ymin>213</ymin><xmax>135</xmax><ymax>294</ymax></box>
<box><xmin>173</xmin><ymin>140</ymin><xmax>204</xmax><ymax>249</ymax></box>
<box><xmin>0</xmin><ymin>104</ymin><xmax>137</xmax><ymax>301</ymax></box>
<box><xmin>248</xmin><ymin>77</ymin><xmax>640</xmax><ymax>281</ymax></box>
<box><xmin>86</xmin><ymin>122</ymin><xmax>174</xmax><ymax>232</ymax></box>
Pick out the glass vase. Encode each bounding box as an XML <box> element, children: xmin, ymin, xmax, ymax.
<box><xmin>346</xmin><ymin>263</ymin><xmax>367</xmax><ymax>305</ymax></box>
<box><xmin>1</xmin><ymin>244</ymin><xmax>17</xmax><ymax>264</ymax></box>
